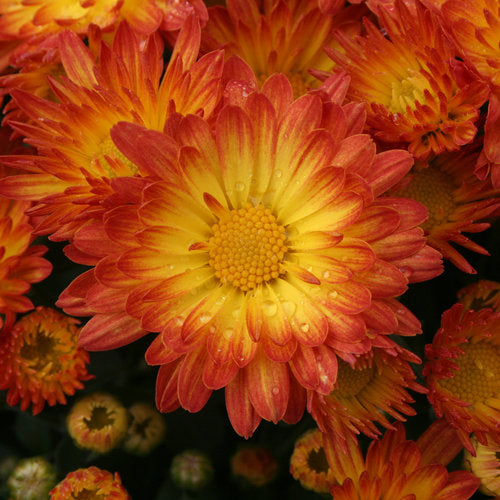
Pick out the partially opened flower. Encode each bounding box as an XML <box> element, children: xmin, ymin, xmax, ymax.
<box><xmin>458</xmin><ymin>279</ymin><xmax>500</xmax><ymax>312</ymax></box>
<box><xmin>49</xmin><ymin>466</ymin><xmax>130</xmax><ymax>500</ymax></box>
<box><xmin>123</xmin><ymin>402</ymin><xmax>166</xmax><ymax>455</ymax></box>
<box><xmin>324</xmin><ymin>422</ymin><xmax>480</xmax><ymax>499</ymax></box>
<box><xmin>231</xmin><ymin>445</ymin><xmax>278</xmax><ymax>487</ymax></box>
<box><xmin>58</xmin><ymin>73</ymin><xmax>442</xmax><ymax>437</ymax></box>
<box><xmin>202</xmin><ymin>0</ymin><xmax>366</xmax><ymax>97</ymax></box>
<box><xmin>8</xmin><ymin>456</ymin><xmax>56</xmax><ymax>500</ymax></box>
<box><xmin>463</xmin><ymin>437</ymin><xmax>500</xmax><ymax>498</ymax></box>
<box><xmin>327</xmin><ymin>0</ymin><xmax>489</xmax><ymax>159</ymax></box>
<box><xmin>0</xmin><ymin>17</ymin><xmax>223</xmax><ymax>241</ymax></box>
<box><xmin>290</xmin><ymin>427</ymin><xmax>336</xmax><ymax>493</ymax></box>
<box><xmin>309</xmin><ymin>343</ymin><xmax>426</xmax><ymax>446</ymax></box>
<box><xmin>0</xmin><ymin>307</ymin><xmax>92</xmax><ymax>414</ymax></box>
<box><xmin>67</xmin><ymin>392</ymin><xmax>129</xmax><ymax>453</ymax></box>
<box><xmin>424</xmin><ymin>303</ymin><xmax>500</xmax><ymax>454</ymax></box>
<box><xmin>170</xmin><ymin>450</ymin><xmax>214</xmax><ymax>491</ymax></box>
<box><xmin>390</xmin><ymin>141</ymin><xmax>500</xmax><ymax>273</ymax></box>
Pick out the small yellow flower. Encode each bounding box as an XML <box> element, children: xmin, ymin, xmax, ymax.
<box><xmin>67</xmin><ymin>392</ymin><xmax>129</xmax><ymax>454</ymax></box>
<box><xmin>290</xmin><ymin>428</ymin><xmax>336</xmax><ymax>493</ymax></box>
<box><xmin>7</xmin><ymin>456</ymin><xmax>56</xmax><ymax>500</ymax></box>
<box><xmin>123</xmin><ymin>402</ymin><xmax>166</xmax><ymax>455</ymax></box>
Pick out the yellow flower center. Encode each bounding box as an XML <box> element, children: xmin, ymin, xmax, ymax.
<box><xmin>19</xmin><ymin>331</ymin><xmax>62</xmax><ymax>373</ymax></box>
<box><xmin>396</xmin><ymin>167</ymin><xmax>456</xmax><ymax>232</ymax></box>
<box><xmin>439</xmin><ymin>342</ymin><xmax>500</xmax><ymax>405</ymax></box>
<box><xmin>333</xmin><ymin>359</ymin><xmax>374</xmax><ymax>398</ymax></box>
<box><xmin>389</xmin><ymin>72</ymin><xmax>428</xmax><ymax>113</ymax></box>
<box><xmin>306</xmin><ymin>447</ymin><xmax>330</xmax><ymax>474</ymax></box>
<box><xmin>208</xmin><ymin>203</ymin><xmax>288</xmax><ymax>292</ymax></box>
<box><xmin>92</xmin><ymin>135</ymin><xmax>138</xmax><ymax>177</ymax></box>
<box><xmin>84</xmin><ymin>405</ymin><xmax>116</xmax><ymax>430</ymax></box>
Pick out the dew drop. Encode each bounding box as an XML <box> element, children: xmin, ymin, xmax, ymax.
<box><xmin>322</xmin><ymin>270</ymin><xmax>331</xmax><ymax>279</ymax></box>
<box><xmin>300</xmin><ymin>323</ymin><xmax>310</xmax><ymax>333</ymax></box>
<box><xmin>328</xmin><ymin>290</ymin><xmax>338</xmax><ymax>300</ymax></box>
<box><xmin>272</xmin><ymin>387</ymin><xmax>280</xmax><ymax>395</ymax></box>
<box><xmin>281</xmin><ymin>300</ymin><xmax>296</xmax><ymax>317</ymax></box>
<box><xmin>274</xmin><ymin>169</ymin><xmax>282</xmax><ymax>178</ymax></box>
<box><xmin>235</xmin><ymin>181</ymin><xmax>245</xmax><ymax>192</ymax></box>
<box><xmin>199</xmin><ymin>313</ymin><xmax>211</xmax><ymax>324</ymax></box>
<box><xmin>224</xmin><ymin>327</ymin><xmax>234</xmax><ymax>340</ymax></box>
<box><xmin>262</xmin><ymin>300</ymin><xmax>278</xmax><ymax>317</ymax></box>
<box><xmin>215</xmin><ymin>295</ymin><xmax>227</xmax><ymax>306</ymax></box>
<box><xmin>174</xmin><ymin>316</ymin><xmax>184</xmax><ymax>326</ymax></box>
<box><xmin>232</xmin><ymin>308</ymin><xmax>241</xmax><ymax>319</ymax></box>
<box><xmin>209</xmin><ymin>326</ymin><xmax>216</xmax><ymax>334</ymax></box>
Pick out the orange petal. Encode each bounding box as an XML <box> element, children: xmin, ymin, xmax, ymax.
<box><xmin>156</xmin><ymin>361</ymin><xmax>181</xmax><ymax>412</ymax></box>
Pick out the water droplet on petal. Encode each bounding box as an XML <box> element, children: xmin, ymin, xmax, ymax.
<box><xmin>300</xmin><ymin>323</ymin><xmax>310</xmax><ymax>333</ymax></box>
<box><xmin>232</xmin><ymin>308</ymin><xmax>241</xmax><ymax>319</ymax></box>
<box><xmin>322</xmin><ymin>270</ymin><xmax>330</xmax><ymax>279</ymax></box>
<box><xmin>174</xmin><ymin>316</ymin><xmax>184</xmax><ymax>326</ymax></box>
<box><xmin>262</xmin><ymin>300</ymin><xmax>277</xmax><ymax>317</ymax></box>
<box><xmin>235</xmin><ymin>181</ymin><xmax>245</xmax><ymax>192</ymax></box>
<box><xmin>328</xmin><ymin>290</ymin><xmax>338</xmax><ymax>300</ymax></box>
<box><xmin>215</xmin><ymin>295</ymin><xmax>227</xmax><ymax>306</ymax></box>
<box><xmin>224</xmin><ymin>327</ymin><xmax>234</xmax><ymax>340</ymax></box>
<box><xmin>272</xmin><ymin>387</ymin><xmax>280</xmax><ymax>395</ymax></box>
<box><xmin>281</xmin><ymin>300</ymin><xmax>296</xmax><ymax>317</ymax></box>
<box><xmin>209</xmin><ymin>326</ymin><xmax>216</xmax><ymax>334</ymax></box>
<box><xmin>199</xmin><ymin>313</ymin><xmax>211</xmax><ymax>324</ymax></box>
<box><xmin>274</xmin><ymin>170</ymin><xmax>282</xmax><ymax>178</ymax></box>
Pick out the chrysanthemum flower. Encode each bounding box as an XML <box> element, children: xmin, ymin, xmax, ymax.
<box><xmin>0</xmin><ymin>191</ymin><xmax>52</xmax><ymax>333</ymax></box>
<box><xmin>57</xmin><ymin>72</ymin><xmax>443</xmax><ymax>437</ymax></box>
<box><xmin>231</xmin><ymin>445</ymin><xmax>278</xmax><ymax>487</ymax></box>
<box><xmin>424</xmin><ymin>303</ymin><xmax>500</xmax><ymax>454</ymax></box>
<box><xmin>458</xmin><ymin>279</ymin><xmax>500</xmax><ymax>312</ymax></box>
<box><xmin>0</xmin><ymin>18</ymin><xmax>223</xmax><ymax>241</ymax></box>
<box><xmin>309</xmin><ymin>343</ymin><xmax>426</xmax><ymax>445</ymax></box>
<box><xmin>67</xmin><ymin>392</ymin><xmax>129</xmax><ymax>453</ymax></box>
<box><xmin>49</xmin><ymin>466</ymin><xmax>130</xmax><ymax>500</ymax></box>
<box><xmin>326</xmin><ymin>0</ymin><xmax>489</xmax><ymax>159</ymax></box>
<box><xmin>123</xmin><ymin>402</ymin><xmax>166</xmax><ymax>455</ymax></box>
<box><xmin>324</xmin><ymin>422</ymin><xmax>480</xmax><ymax>499</ymax></box>
<box><xmin>439</xmin><ymin>0</ymin><xmax>500</xmax><ymax>188</ymax></box>
<box><xmin>201</xmin><ymin>0</ymin><xmax>366</xmax><ymax>98</ymax></box>
<box><xmin>463</xmin><ymin>437</ymin><xmax>500</xmax><ymax>498</ymax></box>
<box><xmin>390</xmin><ymin>142</ymin><xmax>500</xmax><ymax>274</ymax></box>
<box><xmin>290</xmin><ymin>427</ymin><xmax>336</xmax><ymax>493</ymax></box>
<box><xmin>8</xmin><ymin>456</ymin><xmax>56</xmax><ymax>500</ymax></box>
<box><xmin>0</xmin><ymin>306</ymin><xmax>91</xmax><ymax>413</ymax></box>
<box><xmin>170</xmin><ymin>450</ymin><xmax>214</xmax><ymax>491</ymax></box>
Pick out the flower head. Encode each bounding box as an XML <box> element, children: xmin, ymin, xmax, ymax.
<box><xmin>424</xmin><ymin>303</ymin><xmax>500</xmax><ymax>454</ymax></box>
<box><xmin>290</xmin><ymin>427</ymin><xmax>336</xmax><ymax>493</ymax></box>
<box><xmin>123</xmin><ymin>402</ymin><xmax>166</xmax><ymax>455</ymax></box>
<box><xmin>67</xmin><ymin>392</ymin><xmax>129</xmax><ymax>453</ymax></box>
<box><xmin>49</xmin><ymin>466</ymin><xmax>130</xmax><ymax>500</ymax></box>
<box><xmin>7</xmin><ymin>456</ymin><xmax>56</xmax><ymax>500</ymax></box>
<box><xmin>309</xmin><ymin>344</ymin><xmax>426</xmax><ymax>446</ymax></box>
<box><xmin>390</xmin><ymin>142</ymin><xmax>500</xmax><ymax>273</ymax></box>
<box><xmin>57</xmin><ymin>72</ymin><xmax>443</xmax><ymax>438</ymax></box>
<box><xmin>458</xmin><ymin>279</ymin><xmax>500</xmax><ymax>312</ymax></box>
<box><xmin>0</xmin><ymin>307</ymin><xmax>92</xmax><ymax>414</ymax></box>
<box><xmin>327</xmin><ymin>0</ymin><xmax>489</xmax><ymax>159</ymax></box>
<box><xmin>170</xmin><ymin>450</ymin><xmax>214</xmax><ymax>491</ymax></box>
<box><xmin>231</xmin><ymin>445</ymin><xmax>278</xmax><ymax>486</ymax></box>
<box><xmin>202</xmin><ymin>0</ymin><xmax>365</xmax><ymax>97</ymax></box>
<box><xmin>463</xmin><ymin>437</ymin><xmax>500</xmax><ymax>498</ymax></box>
<box><xmin>0</xmin><ymin>173</ymin><xmax>52</xmax><ymax>332</ymax></box>
<box><xmin>324</xmin><ymin>422</ymin><xmax>480</xmax><ymax>499</ymax></box>
<box><xmin>0</xmin><ymin>18</ymin><xmax>223</xmax><ymax>241</ymax></box>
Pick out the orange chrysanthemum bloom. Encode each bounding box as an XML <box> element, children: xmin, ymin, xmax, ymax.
<box><xmin>308</xmin><ymin>343</ymin><xmax>426</xmax><ymax>445</ymax></box>
<box><xmin>324</xmin><ymin>422</ymin><xmax>480</xmax><ymax>499</ymax></box>
<box><xmin>463</xmin><ymin>437</ymin><xmax>500</xmax><ymax>498</ymax></box>
<box><xmin>201</xmin><ymin>0</ymin><xmax>366</xmax><ymax>98</ymax></box>
<box><xmin>439</xmin><ymin>0</ymin><xmax>500</xmax><ymax>188</ymax></box>
<box><xmin>0</xmin><ymin>307</ymin><xmax>92</xmax><ymax>414</ymax></box>
<box><xmin>290</xmin><ymin>428</ymin><xmax>336</xmax><ymax>493</ymax></box>
<box><xmin>326</xmin><ymin>0</ymin><xmax>489</xmax><ymax>159</ymax></box>
<box><xmin>0</xmin><ymin>191</ymin><xmax>52</xmax><ymax>333</ymax></box>
<box><xmin>424</xmin><ymin>303</ymin><xmax>500</xmax><ymax>454</ymax></box>
<box><xmin>458</xmin><ymin>279</ymin><xmax>500</xmax><ymax>312</ymax></box>
<box><xmin>390</xmin><ymin>142</ymin><xmax>500</xmax><ymax>274</ymax></box>
<box><xmin>58</xmin><ymin>73</ymin><xmax>442</xmax><ymax>437</ymax></box>
<box><xmin>49</xmin><ymin>466</ymin><xmax>130</xmax><ymax>500</ymax></box>
<box><xmin>0</xmin><ymin>0</ymin><xmax>207</xmax><ymax>41</ymax></box>
<box><xmin>67</xmin><ymin>392</ymin><xmax>129</xmax><ymax>453</ymax></box>
<box><xmin>0</xmin><ymin>18</ymin><xmax>223</xmax><ymax>241</ymax></box>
